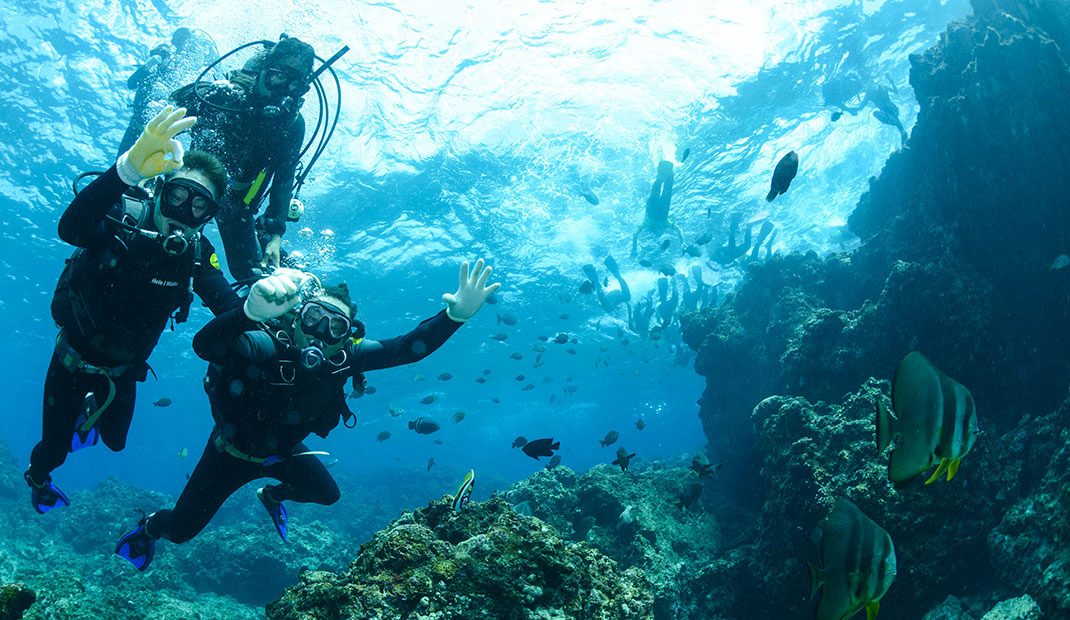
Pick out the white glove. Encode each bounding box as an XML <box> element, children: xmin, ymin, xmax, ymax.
<box><xmin>116</xmin><ymin>106</ymin><xmax>195</xmax><ymax>185</ymax></box>
<box><xmin>442</xmin><ymin>258</ymin><xmax>501</xmax><ymax>323</ymax></box>
<box><xmin>243</xmin><ymin>268</ymin><xmax>312</xmax><ymax>322</ymax></box>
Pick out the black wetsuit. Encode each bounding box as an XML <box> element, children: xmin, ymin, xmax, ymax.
<box><xmin>172</xmin><ymin>75</ymin><xmax>304</xmax><ymax>281</ymax></box>
<box><xmin>30</xmin><ymin>167</ymin><xmax>239</xmax><ymax>481</ymax></box>
<box><xmin>146</xmin><ymin>308</ymin><xmax>462</xmax><ymax>543</ymax></box>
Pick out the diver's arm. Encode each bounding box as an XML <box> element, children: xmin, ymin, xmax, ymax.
<box><xmin>349</xmin><ymin>310</ymin><xmax>462</xmax><ymax>373</ymax></box>
<box><xmin>57</xmin><ymin>166</ymin><xmax>126</xmax><ymax>248</ymax></box>
<box><xmin>193</xmin><ymin>307</ymin><xmax>267</xmax><ymax>363</ymax></box>
<box><xmin>192</xmin><ymin>239</ymin><xmax>242</xmax><ymax>315</ymax></box>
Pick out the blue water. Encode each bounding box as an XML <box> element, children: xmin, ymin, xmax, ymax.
<box><xmin>0</xmin><ymin>0</ymin><xmax>969</xmax><ymax>503</ymax></box>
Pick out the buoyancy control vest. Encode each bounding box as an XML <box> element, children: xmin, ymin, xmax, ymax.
<box><xmin>51</xmin><ymin>192</ymin><xmax>203</xmax><ymax>366</ymax></box>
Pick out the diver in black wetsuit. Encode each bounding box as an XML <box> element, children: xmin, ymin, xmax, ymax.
<box><xmin>114</xmin><ymin>260</ymin><xmax>501</xmax><ymax>571</ymax></box>
<box><xmin>172</xmin><ymin>36</ymin><xmax>316</xmax><ymax>281</ymax></box>
<box><xmin>117</xmin><ymin>28</ymin><xmax>217</xmax><ymax>156</ymax></box>
<box><xmin>26</xmin><ymin>108</ymin><xmax>239</xmax><ymax>514</ymax></box>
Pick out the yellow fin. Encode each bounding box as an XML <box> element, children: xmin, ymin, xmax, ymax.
<box><xmin>866</xmin><ymin>600</ymin><xmax>881</xmax><ymax>620</ymax></box>
<box><xmin>924</xmin><ymin>458</ymin><xmax>951</xmax><ymax>485</ymax></box>
<box><xmin>947</xmin><ymin>459</ymin><xmax>961</xmax><ymax>480</ymax></box>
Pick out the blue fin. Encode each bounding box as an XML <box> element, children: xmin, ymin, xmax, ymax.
<box><xmin>258</xmin><ymin>488</ymin><xmax>288</xmax><ymax>542</ymax></box>
<box><xmin>25</xmin><ymin>472</ymin><xmax>70</xmax><ymax>514</ymax></box>
<box><xmin>115</xmin><ymin>519</ymin><xmax>156</xmax><ymax>571</ymax></box>
<box><xmin>69</xmin><ymin>396</ymin><xmax>100</xmax><ymax>453</ymax></box>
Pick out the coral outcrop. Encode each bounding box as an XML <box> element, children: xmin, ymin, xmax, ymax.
<box><xmin>267</xmin><ymin>496</ymin><xmax>654</xmax><ymax>619</ymax></box>
<box><xmin>504</xmin><ymin>465</ymin><xmax>723</xmax><ymax>619</ymax></box>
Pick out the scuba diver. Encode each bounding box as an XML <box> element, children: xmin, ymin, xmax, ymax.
<box><xmin>118</xmin><ymin>28</ymin><xmax>218</xmax><ymax>156</ymax></box>
<box><xmin>581</xmin><ymin>255</ymin><xmax>631</xmax><ymax>314</ymax></box>
<box><xmin>114</xmin><ymin>260</ymin><xmax>501</xmax><ymax>571</ymax></box>
<box><xmin>171</xmin><ymin>35</ymin><xmax>322</xmax><ymax>281</ymax></box>
<box><xmin>26</xmin><ymin>107</ymin><xmax>239</xmax><ymax>514</ymax></box>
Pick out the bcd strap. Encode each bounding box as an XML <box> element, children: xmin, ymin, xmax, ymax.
<box><xmin>55</xmin><ymin>330</ymin><xmax>133</xmax><ymax>432</ymax></box>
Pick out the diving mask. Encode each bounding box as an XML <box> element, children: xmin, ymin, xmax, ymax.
<box><xmin>298</xmin><ymin>301</ymin><xmax>351</xmax><ymax>345</ymax></box>
<box><xmin>158</xmin><ymin>177</ymin><xmax>218</xmax><ymax>227</ymax></box>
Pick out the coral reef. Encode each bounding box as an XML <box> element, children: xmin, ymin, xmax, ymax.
<box><xmin>267</xmin><ymin>496</ymin><xmax>654</xmax><ymax>619</ymax></box>
<box><xmin>0</xmin><ymin>583</ymin><xmax>35</xmax><ymax>620</ymax></box>
<box><xmin>503</xmin><ymin>465</ymin><xmax>723</xmax><ymax>619</ymax></box>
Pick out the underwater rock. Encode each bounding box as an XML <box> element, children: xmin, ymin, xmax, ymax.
<box><xmin>503</xmin><ymin>464</ymin><xmax>724</xmax><ymax>619</ymax></box>
<box><xmin>980</xmin><ymin>595</ymin><xmax>1043</xmax><ymax>620</ymax></box>
<box><xmin>0</xmin><ymin>583</ymin><xmax>35</xmax><ymax>620</ymax></box>
<box><xmin>987</xmin><ymin>400</ymin><xmax>1070</xmax><ymax>616</ymax></box>
<box><xmin>266</xmin><ymin>496</ymin><xmax>653</xmax><ymax>619</ymax></box>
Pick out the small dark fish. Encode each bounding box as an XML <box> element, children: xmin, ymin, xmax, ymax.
<box><xmin>559</xmin><ymin>313</ymin><xmax>569</xmax><ymax>320</ymax></box>
<box><xmin>831</xmin><ymin>111</ymin><xmax>843</xmax><ymax>122</ymax></box>
<box><xmin>486</xmin><ymin>293</ymin><xmax>499</xmax><ymax>305</ymax></box>
<box><xmin>658</xmin><ymin>265</ymin><xmax>676</xmax><ymax>277</ymax></box>
<box><xmin>563</xmin><ymin>385</ymin><xmax>579</xmax><ymax>395</ymax></box>
<box><xmin>766</xmin><ymin>150</ymin><xmax>799</xmax><ymax>202</ymax></box>
<box><xmin>533</xmin><ymin>361</ymin><xmax>545</xmax><ymax>368</ymax></box>
<box><xmin>376</xmin><ymin>431</ymin><xmax>391</xmax><ymax>442</ymax></box>
<box><xmin>684</xmin><ymin>245</ymin><xmax>702</xmax><ymax>257</ymax></box>
<box><xmin>537</xmin><ymin>335</ymin><xmax>549</xmax><ymax>342</ymax></box>
<box><xmin>452</xmin><ymin>411</ymin><xmax>466</xmax><ymax>423</ymax></box>
<box><xmin>599</xmin><ymin>431</ymin><xmax>619</xmax><ymax>447</ymax></box>
<box><xmin>521</xmin><ymin>384</ymin><xmax>535</xmax><ymax>391</ymax></box>
<box><xmin>476</xmin><ymin>377</ymin><xmax>487</xmax><ymax>384</ymax></box>
<box><xmin>549</xmin><ymin>394</ymin><xmax>557</xmax><ymax>404</ymax></box>
<box><xmin>515</xmin><ymin>374</ymin><xmax>526</xmax><ymax>381</ymax></box>
<box><xmin>660</xmin><ymin>239</ymin><xmax>671</xmax><ymax>251</ymax></box>
<box><xmin>542</xmin><ymin>377</ymin><xmax>553</xmax><ymax>384</ymax></box>
<box><xmin>492</xmin><ymin>397</ymin><xmax>500</xmax><ymax>404</ymax></box>
<box><xmin>497</xmin><ymin>312</ymin><xmax>518</xmax><ymax>326</ymax></box>
<box><xmin>533</xmin><ymin>343</ymin><xmax>546</xmax><ymax>353</ymax></box>
<box><xmin>491</xmin><ymin>333</ymin><xmax>509</xmax><ymax>342</ymax></box>
<box><xmin>153</xmin><ymin>398</ymin><xmax>172</xmax><ymax>407</ymax></box>
<box><xmin>408</xmin><ymin>417</ymin><xmax>441</xmax><ymax>434</ymax></box>
<box><xmin>621</xmin><ymin>338</ymin><xmax>630</xmax><ymax>346</ymax></box>
<box><xmin>603</xmin><ymin>276</ymin><xmax>609</xmax><ymax>287</ymax></box>
<box><xmin>677</xmin><ymin>146</ymin><xmax>691</xmax><ymax>162</ymax></box>
<box><xmin>365</xmin><ymin>386</ymin><xmax>377</xmax><ymax>395</ymax></box>
<box><xmin>434</xmin><ymin>439</ymin><xmax>444</xmax><ymax>445</ymax></box>
<box><xmin>437</xmin><ymin>373</ymin><xmax>453</xmax><ymax>381</ymax></box>
<box><xmin>581</xmin><ymin>188</ymin><xmax>600</xmax><ymax>205</ymax></box>
<box><xmin>522</xmin><ymin>437</ymin><xmax>560</xmax><ymax>460</ymax></box>
<box><xmin>427</xmin><ymin>457</ymin><xmax>436</xmax><ymax>471</ymax></box>
<box><xmin>484</xmin><ymin>369</ymin><xmax>492</xmax><ymax>375</ymax></box>
<box><xmin>555</xmin><ymin>333</ymin><xmax>569</xmax><ymax>344</ymax></box>
<box><xmin>388</xmin><ymin>404</ymin><xmax>405</xmax><ymax>417</ymax></box>
<box><xmin>694</xmin><ymin>232</ymin><xmax>712</xmax><ymax>245</ymax></box>
<box><xmin>570</xmin><ymin>337</ymin><xmax>578</xmax><ymax>344</ymax></box>
<box><xmin>559</xmin><ymin>293</ymin><xmax>572</xmax><ymax>303</ymax></box>
<box><xmin>512</xmin><ymin>436</ymin><xmax>528</xmax><ymax>448</ymax></box>
<box><xmin>579</xmin><ymin>281</ymin><xmax>595</xmax><ymax>295</ymax></box>
<box><xmin>612</xmin><ymin>446</ymin><xmax>637</xmax><ymax>471</ymax></box>
<box><xmin>676</xmin><ymin>482</ymin><xmax>703</xmax><ymax>511</ymax></box>
<box><xmin>536</xmin><ymin>354</ymin><xmax>543</xmax><ymax>363</ymax></box>
<box><xmin>638</xmin><ymin>259</ymin><xmax>653</xmax><ymax>267</ymax></box>
<box><xmin>635</xmin><ymin>418</ymin><xmax>646</xmax><ymax>430</ymax></box>
<box><xmin>546</xmin><ymin>455</ymin><xmax>562</xmax><ymax>470</ymax></box>
<box><xmin>566</xmin><ymin>349</ymin><xmax>577</xmax><ymax>355</ymax></box>
<box><xmin>510</xmin><ymin>352</ymin><xmax>524</xmax><ymax>360</ymax></box>
<box><xmin>421</xmin><ymin>394</ymin><xmax>439</xmax><ymax>405</ymax></box>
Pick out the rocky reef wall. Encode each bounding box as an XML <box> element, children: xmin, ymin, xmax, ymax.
<box><xmin>678</xmin><ymin>1</ymin><xmax>1070</xmax><ymax>618</ymax></box>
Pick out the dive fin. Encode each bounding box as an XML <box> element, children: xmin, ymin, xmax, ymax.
<box><xmin>69</xmin><ymin>394</ymin><xmax>100</xmax><ymax>453</ymax></box>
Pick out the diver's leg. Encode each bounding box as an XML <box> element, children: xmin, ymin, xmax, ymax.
<box><xmin>216</xmin><ymin>202</ymin><xmax>262</xmax><ymax>281</ymax></box>
<box><xmin>147</xmin><ymin>439</ymin><xmax>257</xmax><ymax>544</ymax></box>
<box><xmin>266</xmin><ymin>445</ymin><xmax>340</xmax><ymax>506</ymax></box>
<box><xmin>28</xmin><ymin>350</ymin><xmax>95</xmax><ymax>480</ymax></box>
<box><xmin>95</xmin><ymin>375</ymin><xmax>137</xmax><ymax>452</ymax></box>
<box><xmin>604</xmin><ymin>255</ymin><xmax>631</xmax><ymax>303</ymax></box>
